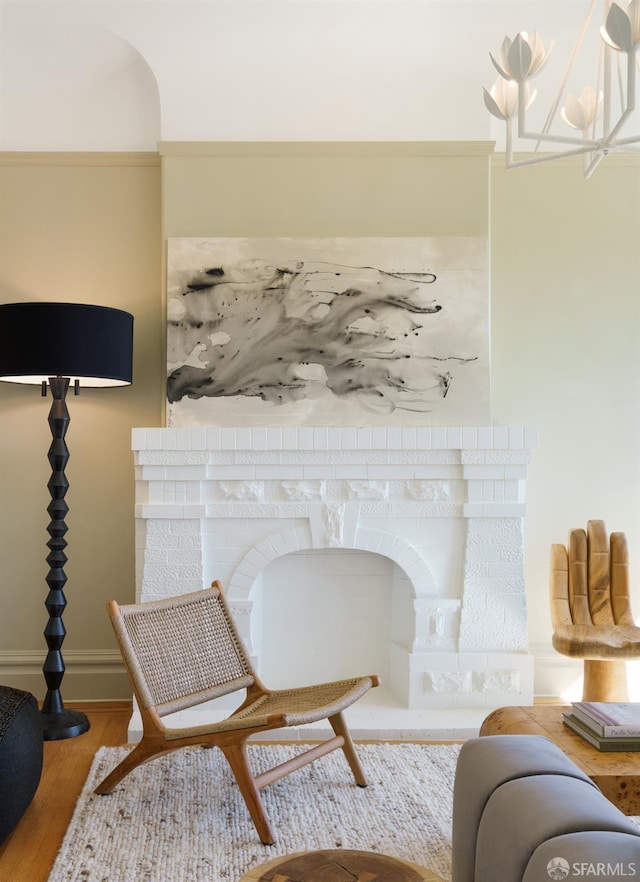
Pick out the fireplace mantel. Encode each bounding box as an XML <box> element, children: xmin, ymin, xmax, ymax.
<box><xmin>131</xmin><ymin>425</ymin><xmax>537</xmax><ymax>739</ymax></box>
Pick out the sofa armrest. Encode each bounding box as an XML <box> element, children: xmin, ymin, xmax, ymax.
<box><xmin>523</xmin><ymin>832</ymin><xmax>640</xmax><ymax>881</ymax></box>
<box><xmin>452</xmin><ymin>735</ymin><xmax>640</xmax><ymax>882</ymax></box>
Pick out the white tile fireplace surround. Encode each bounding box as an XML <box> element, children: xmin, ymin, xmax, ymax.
<box><xmin>131</xmin><ymin>425</ymin><xmax>537</xmax><ymax>740</ymax></box>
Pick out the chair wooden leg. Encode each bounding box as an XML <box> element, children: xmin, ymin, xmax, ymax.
<box><xmin>329</xmin><ymin>711</ymin><xmax>367</xmax><ymax>787</ymax></box>
<box><xmin>582</xmin><ymin>659</ymin><xmax>629</xmax><ymax>702</ymax></box>
<box><xmin>220</xmin><ymin>742</ymin><xmax>275</xmax><ymax>845</ymax></box>
<box><xmin>94</xmin><ymin>740</ymin><xmax>165</xmax><ymax>795</ymax></box>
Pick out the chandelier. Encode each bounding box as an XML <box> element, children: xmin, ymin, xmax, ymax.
<box><xmin>484</xmin><ymin>0</ymin><xmax>640</xmax><ymax>177</ymax></box>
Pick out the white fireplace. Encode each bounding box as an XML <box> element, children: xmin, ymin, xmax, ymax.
<box><xmin>131</xmin><ymin>425</ymin><xmax>536</xmax><ymax>739</ymax></box>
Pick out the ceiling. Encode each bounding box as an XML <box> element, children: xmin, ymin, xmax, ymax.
<box><xmin>0</xmin><ymin>1</ymin><xmax>635</xmax><ymax>151</ymax></box>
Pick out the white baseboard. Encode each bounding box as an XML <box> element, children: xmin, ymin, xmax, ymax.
<box><xmin>2</xmin><ymin>645</ymin><xmax>637</xmax><ymax>705</ymax></box>
<box><xmin>530</xmin><ymin>642</ymin><xmax>640</xmax><ymax>702</ymax></box>
<box><xmin>0</xmin><ymin>649</ymin><xmax>129</xmax><ymax>700</ymax></box>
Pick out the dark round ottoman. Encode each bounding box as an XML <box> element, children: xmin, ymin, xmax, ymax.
<box><xmin>0</xmin><ymin>686</ymin><xmax>43</xmax><ymax>843</ymax></box>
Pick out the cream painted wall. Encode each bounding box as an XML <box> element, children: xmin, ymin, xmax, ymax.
<box><xmin>0</xmin><ymin>153</ymin><xmax>163</xmax><ymax>699</ymax></box>
<box><xmin>491</xmin><ymin>155</ymin><xmax>640</xmax><ymax>697</ymax></box>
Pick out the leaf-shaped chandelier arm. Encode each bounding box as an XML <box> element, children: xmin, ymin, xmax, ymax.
<box><xmin>508</xmin><ymin>34</ymin><xmax>534</xmax><ymax>81</ymax></box>
<box><xmin>601</xmin><ymin>2</ymin><xmax>636</xmax><ymax>52</ymax></box>
<box><xmin>489</xmin><ymin>52</ymin><xmax>510</xmax><ymax>81</ymax></box>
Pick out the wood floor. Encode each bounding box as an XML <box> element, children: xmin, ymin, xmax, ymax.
<box><xmin>0</xmin><ymin>701</ymin><xmax>131</xmax><ymax>882</ymax></box>
<box><xmin>1</xmin><ymin>701</ymin><xmax>552</xmax><ymax>880</ymax></box>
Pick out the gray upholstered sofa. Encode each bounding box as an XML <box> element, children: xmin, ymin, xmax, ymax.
<box><xmin>452</xmin><ymin>735</ymin><xmax>640</xmax><ymax>881</ymax></box>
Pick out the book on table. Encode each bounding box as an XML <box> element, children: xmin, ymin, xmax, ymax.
<box><xmin>563</xmin><ymin>712</ymin><xmax>640</xmax><ymax>752</ymax></box>
<box><xmin>571</xmin><ymin>701</ymin><xmax>640</xmax><ymax>737</ymax></box>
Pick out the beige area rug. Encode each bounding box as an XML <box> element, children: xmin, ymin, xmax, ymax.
<box><xmin>47</xmin><ymin>743</ymin><xmax>460</xmax><ymax>882</ymax></box>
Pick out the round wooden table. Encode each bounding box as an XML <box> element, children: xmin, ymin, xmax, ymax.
<box><xmin>239</xmin><ymin>848</ymin><xmax>444</xmax><ymax>881</ymax></box>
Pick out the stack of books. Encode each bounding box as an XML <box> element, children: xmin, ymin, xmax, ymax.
<box><xmin>563</xmin><ymin>701</ymin><xmax>640</xmax><ymax>751</ymax></box>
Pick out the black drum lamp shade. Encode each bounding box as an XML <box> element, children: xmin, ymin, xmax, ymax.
<box><xmin>0</xmin><ymin>302</ymin><xmax>133</xmax><ymax>386</ymax></box>
<box><xmin>0</xmin><ymin>301</ymin><xmax>134</xmax><ymax>741</ymax></box>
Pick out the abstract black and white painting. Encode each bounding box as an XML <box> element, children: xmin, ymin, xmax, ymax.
<box><xmin>166</xmin><ymin>238</ymin><xmax>490</xmax><ymax>426</ymax></box>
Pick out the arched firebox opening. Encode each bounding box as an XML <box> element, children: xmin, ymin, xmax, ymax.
<box><xmin>248</xmin><ymin>548</ymin><xmax>407</xmax><ymax>695</ymax></box>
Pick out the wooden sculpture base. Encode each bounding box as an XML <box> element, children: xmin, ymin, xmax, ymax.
<box><xmin>239</xmin><ymin>849</ymin><xmax>443</xmax><ymax>881</ymax></box>
<box><xmin>582</xmin><ymin>659</ymin><xmax>629</xmax><ymax>702</ymax></box>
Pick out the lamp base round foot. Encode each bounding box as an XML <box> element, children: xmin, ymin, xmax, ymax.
<box><xmin>41</xmin><ymin>708</ymin><xmax>90</xmax><ymax>741</ymax></box>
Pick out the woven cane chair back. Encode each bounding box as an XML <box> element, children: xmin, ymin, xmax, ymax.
<box><xmin>112</xmin><ymin>585</ymin><xmax>255</xmax><ymax>716</ymax></box>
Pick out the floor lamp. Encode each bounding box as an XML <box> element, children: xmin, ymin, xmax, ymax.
<box><xmin>0</xmin><ymin>302</ymin><xmax>134</xmax><ymax>741</ymax></box>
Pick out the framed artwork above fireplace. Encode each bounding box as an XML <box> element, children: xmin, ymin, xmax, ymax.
<box><xmin>166</xmin><ymin>237</ymin><xmax>490</xmax><ymax>427</ymax></box>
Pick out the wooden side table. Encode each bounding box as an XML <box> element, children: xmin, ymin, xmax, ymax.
<box><xmin>481</xmin><ymin>704</ymin><xmax>640</xmax><ymax>815</ymax></box>
<box><xmin>239</xmin><ymin>849</ymin><xmax>444</xmax><ymax>881</ymax></box>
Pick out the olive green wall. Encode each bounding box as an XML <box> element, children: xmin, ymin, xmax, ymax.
<box><xmin>0</xmin><ymin>153</ymin><xmax>163</xmax><ymax>699</ymax></box>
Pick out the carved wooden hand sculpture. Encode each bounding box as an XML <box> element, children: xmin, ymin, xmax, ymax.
<box><xmin>550</xmin><ymin>519</ymin><xmax>640</xmax><ymax>701</ymax></box>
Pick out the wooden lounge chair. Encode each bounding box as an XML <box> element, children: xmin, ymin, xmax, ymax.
<box><xmin>550</xmin><ymin>520</ymin><xmax>640</xmax><ymax>701</ymax></box>
<box><xmin>94</xmin><ymin>582</ymin><xmax>379</xmax><ymax>844</ymax></box>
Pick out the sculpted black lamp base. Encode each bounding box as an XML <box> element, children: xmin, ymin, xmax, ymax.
<box><xmin>0</xmin><ymin>302</ymin><xmax>134</xmax><ymax>741</ymax></box>
<box><xmin>41</xmin><ymin>708</ymin><xmax>90</xmax><ymax>742</ymax></box>
<box><xmin>40</xmin><ymin>376</ymin><xmax>90</xmax><ymax>741</ymax></box>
